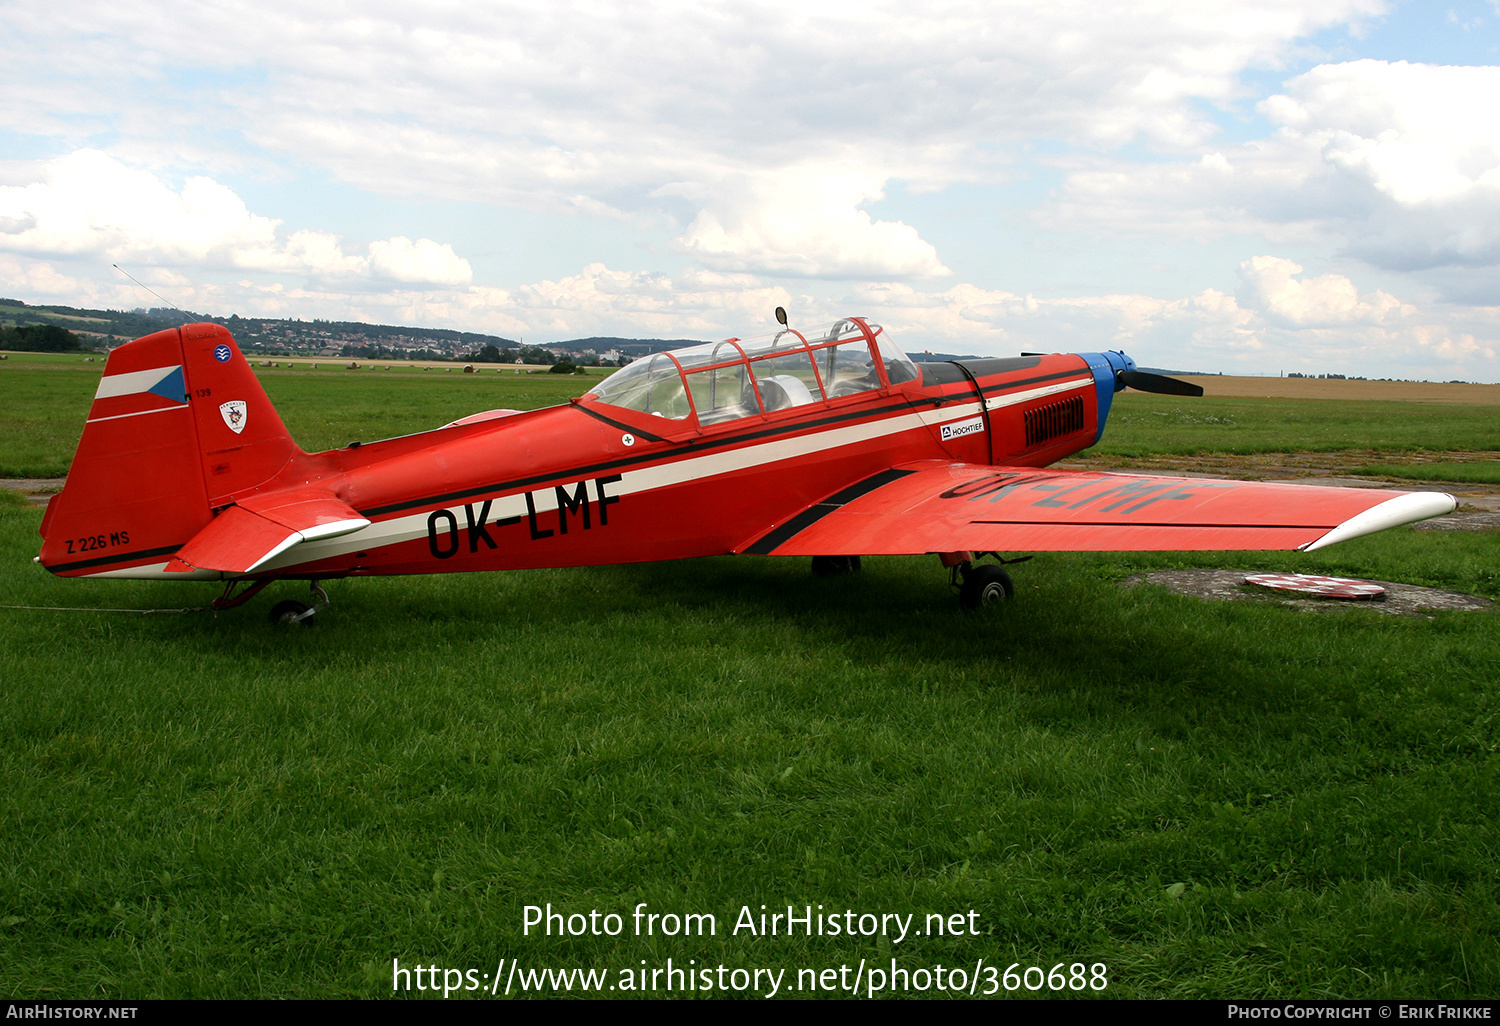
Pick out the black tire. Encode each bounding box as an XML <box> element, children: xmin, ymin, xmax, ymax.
<box><xmin>811</xmin><ymin>555</ymin><xmax>863</xmax><ymax>577</ymax></box>
<box><xmin>959</xmin><ymin>565</ymin><xmax>1013</xmax><ymax>609</ymax></box>
<box><xmin>269</xmin><ymin>599</ymin><xmax>314</xmax><ymax>625</ymax></box>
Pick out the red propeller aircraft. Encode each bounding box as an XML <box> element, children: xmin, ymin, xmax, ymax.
<box><xmin>36</xmin><ymin>314</ymin><xmax>1454</xmax><ymax>621</ymax></box>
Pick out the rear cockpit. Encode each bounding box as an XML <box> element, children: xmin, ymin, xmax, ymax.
<box><xmin>583</xmin><ymin>318</ymin><xmax>918</xmax><ymax>425</ymax></box>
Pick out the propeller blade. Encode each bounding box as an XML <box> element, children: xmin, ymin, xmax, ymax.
<box><xmin>1118</xmin><ymin>370</ymin><xmax>1204</xmax><ymax>397</ymax></box>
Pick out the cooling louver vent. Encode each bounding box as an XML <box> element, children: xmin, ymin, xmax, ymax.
<box><xmin>1024</xmin><ymin>395</ymin><xmax>1085</xmax><ymax>447</ymax></box>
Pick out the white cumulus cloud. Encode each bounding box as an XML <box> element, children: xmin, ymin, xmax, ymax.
<box><xmin>368</xmin><ymin>237</ymin><xmax>472</xmax><ymax>286</ymax></box>
<box><xmin>671</xmin><ymin>166</ymin><xmax>949</xmax><ymax>279</ymax></box>
<box><xmin>1236</xmin><ymin>255</ymin><xmax>1411</xmax><ymax>327</ymax></box>
<box><xmin>0</xmin><ymin>149</ymin><xmax>279</xmax><ymax>263</ymax></box>
<box><xmin>1050</xmin><ymin>60</ymin><xmax>1500</xmax><ymax>275</ymax></box>
<box><xmin>0</xmin><ymin>0</ymin><xmax>1384</xmax><ymax>282</ymax></box>
<box><xmin>0</xmin><ymin>151</ymin><xmax>472</xmax><ymax>287</ymax></box>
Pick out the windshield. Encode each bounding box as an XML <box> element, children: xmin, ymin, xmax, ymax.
<box><xmin>587</xmin><ymin>317</ymin><xmax>911</xmax><ymax>425</ymax></box>
<box><xmin>586</xmin><ymin>352</ymin><xmax>693</xmax><ymax>419</ymax></box>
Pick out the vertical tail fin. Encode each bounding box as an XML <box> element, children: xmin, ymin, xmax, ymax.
<box><xmin>38</xmin><ymin>323</ymin><xmax>303</xmax><ymax>578</ymax></box>
<box><xmin>176</xmin><ymin>322</ymin><xmax>300</xmax><ymax>506</ymax></box>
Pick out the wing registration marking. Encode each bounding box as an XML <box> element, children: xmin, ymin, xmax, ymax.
<box><xmin>939</xmin><ymin>471</ymin><xmax>1236</xmax><ymax>517</ymax></box>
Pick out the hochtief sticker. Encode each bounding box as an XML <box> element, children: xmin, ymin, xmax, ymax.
<box><xmin>940</xmin><ymin>416</ymin><xmax>984</xmax><ymax>441</ymax></box>
<box><xmin>219</xmin><ymin>400</ymin><xmax>248</xmax><ymax>434</ymax></box>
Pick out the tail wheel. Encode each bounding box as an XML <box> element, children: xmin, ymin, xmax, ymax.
<box><xmin>269</xmin><ymin>599</ymin><xmax>315</xmax><ymax>625</ymax></box>
<box><xmin>960</xmin><ymin>565</ymin><xmax>1013</xmax><ymax>609</ymax></box>
<box><xmin>268</xmin><ymin>582</ymin><xmax>329</xmax><ymax>625</ymax></box>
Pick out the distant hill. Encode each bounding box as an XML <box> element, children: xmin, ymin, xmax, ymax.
<box><xmin>0</xmin><ymin>297</ymin><xmax>720</xmax><ymax>365</ymax></box>
<box><xmin>0</xmin><ymin>297</ymin><xmax>1230</xmax><ymax>374</ymax></box>
<box><xmin>557</xmin><ymin>336</ymin><xmax>710</xmax><ymax>357</ymax></box>
<box><xmin>909</xmin><ymin>351</ymin><xmax>983</xmax><ymax>362</ymax></box>
<box><xmin>565</xmin><ymin>342</ymin><xmax>1013</xmax><ymax>362</ymax></box>
<box><xmin>0</xmin><ymin>297</ymin><xmax>175</xmax><ymax>342</ymax></box>
<box><xmin>0</xmin><ymin>298</ymin><xmax>517</xmax><ymax>359</ymax></box>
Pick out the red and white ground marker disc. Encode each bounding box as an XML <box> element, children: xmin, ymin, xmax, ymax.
<box><xmin>1244</xmin><ymin>573</ymin><xmax>1386</xmax><ymax>600</ymax></box>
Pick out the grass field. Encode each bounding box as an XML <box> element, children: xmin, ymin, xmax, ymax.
<box><xmin>1081</xmin><ymin>399</ymin><xmax>1500</xmax><ymax>460</ymax></box>
<box><xmin>1180</xmin><ymin>375</ymin><xmax>1500</xmax><ymax>405</ymax></box>
<box><xmin>1351</xmin><ymin>463</ymin><xmax>1500</xmax><ymax>485</ymax></box>
<box><xmin>1</xmin><ymin>351</ymin><xmax>1497</xmax><ymax>1000</ymax></box>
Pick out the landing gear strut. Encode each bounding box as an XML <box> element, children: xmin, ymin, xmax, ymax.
<box><xmin>212</xmin><ymin>577</ymin><xmax>273</xmax><ymax>611</ymax></box>
<box><xmin>268</xmin><ymin>582</ymin><xmax>330</xmax><ymax>625</ymax></box>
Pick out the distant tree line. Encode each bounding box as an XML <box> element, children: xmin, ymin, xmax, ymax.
<box><xmin>0</xmin><ymin>323</ymin><xmax>87</xmax><ymax>352</ymax></box>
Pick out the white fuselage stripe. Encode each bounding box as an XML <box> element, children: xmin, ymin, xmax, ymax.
<box><xmin>86</xmin><ymin>405</ymin><xmax>190</xmax><ymax>425</ymax></box>
<box><xmin>986</xmin><ymin>378</ymin><xmax>1090</xmax><ymax>410</ymax></box>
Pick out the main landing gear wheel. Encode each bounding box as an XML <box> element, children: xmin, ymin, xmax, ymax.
<box><xmin>811</xmin><ymin>555</ymin><xmax>863</xmax><ymax>576</ymax></box>
<box><xmin>959</xmin><ymin>564</ymin><xmax>1014</xmax><ymax>609</ymax></box>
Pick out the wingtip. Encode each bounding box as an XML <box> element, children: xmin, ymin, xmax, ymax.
<box><xmin>1299</xmin><ymin>491</ymin><xmax>1457</xmax><ymax>552</ymax></box>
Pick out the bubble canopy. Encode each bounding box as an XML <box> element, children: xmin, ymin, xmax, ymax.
<box><xmin>584</xmin><ymin>318</ymin><xmax>918</xmax><ymax>425</ymax></box>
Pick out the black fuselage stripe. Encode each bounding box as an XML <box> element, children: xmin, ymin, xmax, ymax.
<box><xmin>573</xmin><ymin>404</ymin><xmax>667</xmax><ymax>442</ymax></box>
<box><xmin>824</xmin><ymin>467</ymin><xmax>919</xmax><ymax>506</ymax></box>
<box><xmin>47</xmin><ymin>544</ymin><xmax>182</xmax><ymax>574</ymax></box>
<box><xmin>978</xmin><ymin>369</ymin><xmax>1090</xmax><ymax>396</ymax></box>
<box><xmin>744</xmin><ymin>468</ymin><xmax>916</xmax><ymax>555</ymax></box>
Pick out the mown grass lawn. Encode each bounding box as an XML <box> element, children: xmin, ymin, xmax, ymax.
<box><xmin>1</xmin><ymin>482</ymin><xmax>1496</xmax><ymax>999</ymax></box>
<box><xmin>1351</xmin><ymin>463</ymin><xmax>1500</xmax><ymax>485</ymax></box>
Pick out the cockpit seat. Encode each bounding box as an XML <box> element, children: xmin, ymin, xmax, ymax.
<box><xmin>758</xmin><ymin>374</ymin><xmax>816</xmax><ymax>411</ymax></box>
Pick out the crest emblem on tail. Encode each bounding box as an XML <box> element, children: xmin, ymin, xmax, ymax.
<box><xmin>219</xmin><ymin>400</ymin><xmax>248</xmax><ymax>434</ymax></box>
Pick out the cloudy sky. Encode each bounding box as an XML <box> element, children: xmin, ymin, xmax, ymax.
<box><xmin>3</xmin><ymin>0</ymin><xmax>1499</xmax><ymax>379</ymax></box>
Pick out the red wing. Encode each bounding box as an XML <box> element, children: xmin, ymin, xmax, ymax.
<box><xmin>738</xmin><ymin>461</ymin><xmax>1455</xmax><ymax>556</ymax></box>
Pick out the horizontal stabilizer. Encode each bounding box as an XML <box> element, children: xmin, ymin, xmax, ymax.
<box><xmin>170</xmin><ymin>491</ymin><xmax>370</xmax><ymax>573</ymax></box>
